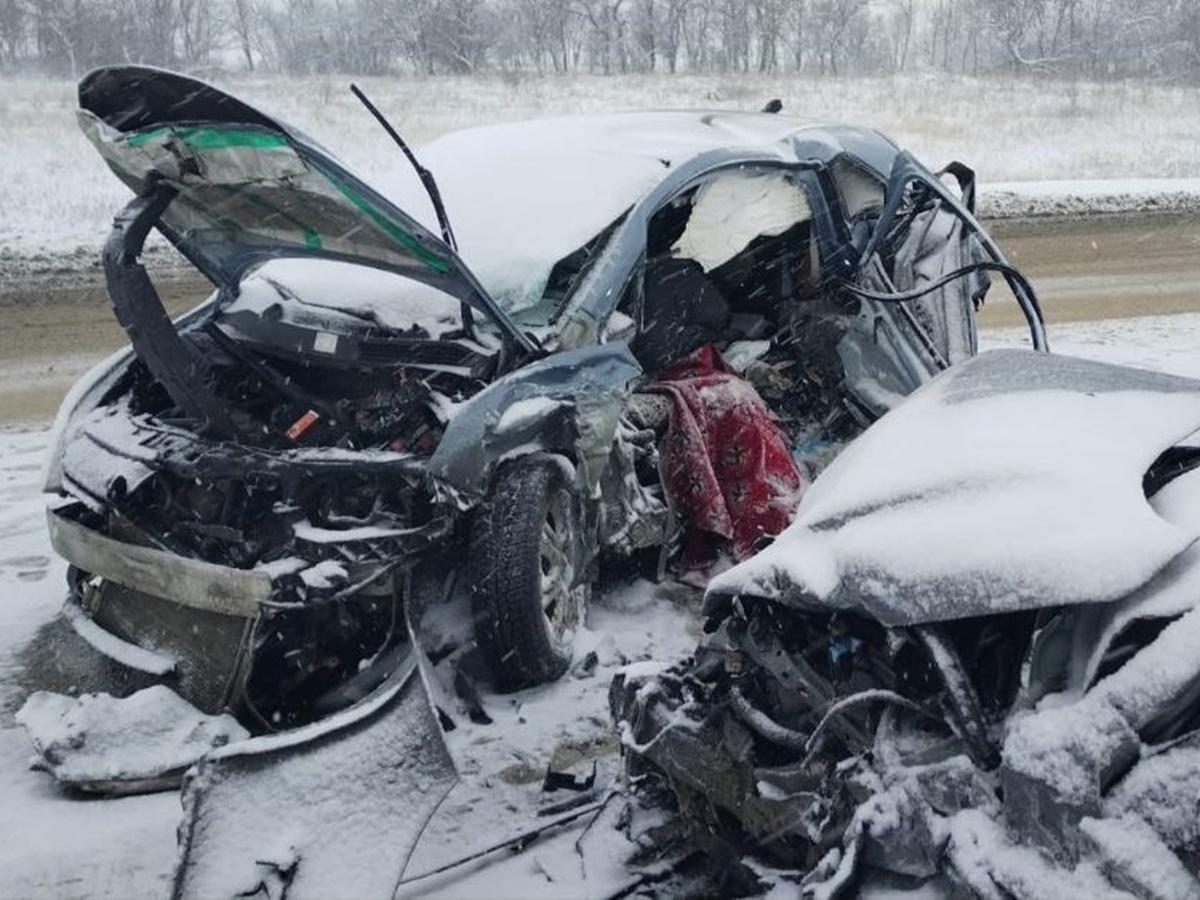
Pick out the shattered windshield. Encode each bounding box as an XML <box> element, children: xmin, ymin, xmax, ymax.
<box><xmin>504</xmin><ymin>214</ymin><xmax>627</xmax><ymax>328</ymax></box>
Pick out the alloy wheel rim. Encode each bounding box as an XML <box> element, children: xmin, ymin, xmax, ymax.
<box><xmin>539</xmin><ymin>489</ymin><xmax>578</xmax><ymax>644</ymax></box>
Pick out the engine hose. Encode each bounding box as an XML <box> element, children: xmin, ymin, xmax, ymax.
<box><xmin>803</xmin><ymin>689</ymin><xmax>934</xmax><ymax>755</ymax></box>
<box><xmin>727</xmin><ymin>683</ymin><xmax>810</xmax><ymax>750</ymax></box>
<box><xmin>840</xmin><ymin>260</ymin><xmax>1041</xmax><ymax>318</ymax></box>
<box><xmin>729</xmin><ymin>683</ymin><xmax>935</xmax><ymax>757</ymax></box>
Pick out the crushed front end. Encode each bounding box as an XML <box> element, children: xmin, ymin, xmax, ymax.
<box><xmin>44</xmin><ymin>68</ymin><xmax>520</xmax><ymax>730</ymax></box>
<box><xmin>611</xmin><ymin>602</ymin><xmax>1017</xmax><ymax>892</ymax></box>
<box><xmin>612</xmin><ymin>351</ymin><xmax>1200</xmax><ymax>896</ymax></box>
<box><xmin>51</xmin><ymin>400</ymin><xmax>454</xmax><ymax>726</ymax></box>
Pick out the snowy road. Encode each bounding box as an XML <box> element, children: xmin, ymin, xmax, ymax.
<box><xmin>3</xmin><ymin>312</ymin><xmax>1200</xmax><ymax>897</ymax></box>
<box><xmin>3</xmin><ymin>209</ymin><xmax>1200</xmax><ymax>427</ymax></box>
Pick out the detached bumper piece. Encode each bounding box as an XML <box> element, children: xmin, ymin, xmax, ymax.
<box><xmin>15</xmin><ymin>685</ymin><xmax>249</xmax><ymax>795</ymax></box>
<box><xmin>173</xmin><ymin>649</ymin><xmax>457</xmax><ymax>900</ymax></box>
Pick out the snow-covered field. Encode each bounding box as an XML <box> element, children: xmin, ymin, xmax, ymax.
<box><xmin>3</xmin><ymin>310</ymin><xmax>1200</xmax><ymax>897</ymax></box>
<box><xmin>4</xmin><ymin>72</ymin><xmax>1200</xmax><ymax>268</ymax></box>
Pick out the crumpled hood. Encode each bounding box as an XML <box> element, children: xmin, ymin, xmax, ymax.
<box><xmin>709</xmin><ymin>349</ymin><xmax>1200</xmax><ymax>625</ymax></box>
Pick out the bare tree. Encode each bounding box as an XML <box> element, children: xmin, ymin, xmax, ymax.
<box><xmin>7</xmin><ymin>0</ymin><xmax>1200</xmax><ymax>83</ymax></box>
<box><xmin>751</xmin><ymin>0</ymin><xmax>783</xmax><ymax>72</ymax></box>
<box><xmin>229</xmin><ymin>0</ymin><xmax>257</xmax><ymax>70</ymax></box>
<box><xmin>577</xmin><ymin>0</ymin><xmax>626</xmax><ymax>74</ymax></box>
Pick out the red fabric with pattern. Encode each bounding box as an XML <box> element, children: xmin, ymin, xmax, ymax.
<box><xmin>648</xmin><ymin>344</ymin><xmax>804</xmax><ymax>560</ymax></box>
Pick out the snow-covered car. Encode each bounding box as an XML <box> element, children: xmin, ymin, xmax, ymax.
<box><xmin>43</xmin><ymin>65</ymin><xmax>1045</xmax><ymax>734</ymax></box>
<box><xmin>613</xmin><ymin>350</ymin><xmax>1200</xmax><ymax>895</ymax></box>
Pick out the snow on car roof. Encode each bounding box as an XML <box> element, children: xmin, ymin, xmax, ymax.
<box><xmin>376</xmin><ymin>111</ymin><xmax>898</xmax><ymax>311</ymax></box>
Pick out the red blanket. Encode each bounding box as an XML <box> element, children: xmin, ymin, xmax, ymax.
<box><xmin>648</xmin><ymin>345</ymin><xmax>804</xmax><ymax>560</ymax></box>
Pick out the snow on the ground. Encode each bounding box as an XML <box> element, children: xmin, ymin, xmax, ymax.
<box><xmin>3</xmin><ymin>310</ymin><xmax>1200</xmax><ymax>897</ymax></box>
<box><xmin>0</xmin><ymin>430</ymin><xmax>179</xmax><ymax>898</ymax></box>
<box><xmin>981</xmin><ymin>311</ymin><xmax>1200</xmax><ymax>381</ymax></box>
<box><xmin>978</xmin><ymin>178</ymin><xmax>1200</xmax><ymax>220</ymax></box>
<box><xmin>3</xmin><ymin>72</ymin><xmax>1200</xmax><ymax>267</ymax></box>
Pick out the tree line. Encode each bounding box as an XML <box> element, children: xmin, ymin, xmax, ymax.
<box><xmin>3</xmin><ymin>0</ymin><xmax>1199</xmax><ymax>82</ymax></box>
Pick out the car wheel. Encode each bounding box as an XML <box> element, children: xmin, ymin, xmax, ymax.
<box><xmin>470</xmin><ymin>456</ymin><xmax>588</xmax><ymax>691</ymax></box>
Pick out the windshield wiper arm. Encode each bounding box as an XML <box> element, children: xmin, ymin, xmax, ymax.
<box><xmin>350</xmin><ymin>83</ymin><xmax>483</xmax><ymax>339</ymax></box>
<box><xmin>350</xmin><ymin>83</ymin><xmax>458</xmax><ymax>253</ymax></box>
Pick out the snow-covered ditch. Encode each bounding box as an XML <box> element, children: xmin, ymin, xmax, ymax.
<box><xmin>978</xmin><ymin>178</ymin><xmax>1200</xmax><ymax>220</ymax></box>
<box><xmin>4</xmin><ymin>311</ymin><xmax>1200</xmax><ymax>896</ymax></box>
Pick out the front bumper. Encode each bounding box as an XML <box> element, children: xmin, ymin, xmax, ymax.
<box><xmin>48</xmin><ymin>501</ymin><xmax>455</xmax><ymax>616</ymax></box>
<box><xmin>49</xmin><ymin>504</ymin><xmax>270</xmax><ymax>618</ymax></box>
<box><xmin>48</xmin><ymin>503</ymin><xmax>264</xmax><ymax>713</ymax></box>
<box><xmin>48</xmin><ymin>501</ymin><xmax>455</xmax><ymax>714</ymax></box>
<box><xmin>54</xmin><ymin>404</ymin><xmax>455</xmax><ymax>616</ymax></box>
<box><xmin>48</xmin><ymin>403</ymin><xmax>457</xmax><ymax>714</ymax></box>
<box><xmin>49</xmin><ymin>504</ymin><xmax>272</xmax><ymax>619</ymax></box>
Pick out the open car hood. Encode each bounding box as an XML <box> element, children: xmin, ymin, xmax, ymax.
<box><xmin>709</xmin><ymin>349</ymin><xmax>1200</xmax><ymax>626</ymax></box>
<box><xmin>77</xmin><ymin>66</ymin><xmax>516</xmax><ymax>338</ymax></box>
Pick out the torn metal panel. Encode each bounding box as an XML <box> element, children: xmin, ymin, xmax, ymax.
<box><xmin>428</xmin><ymin>343</ymin><xmax>642</xmax><ymax>500</ymax></box>
<box><xmin>861</xmin><ymin>150</ymin><xmax>1046</xmax><ymax>351</ymax></box>
<box><xmin>173</xmin><ymin>651</ymin><xmax>457</xmax><ymax>900</ymax></box>
<box><xmin>16</xmin><ymin>685</ymin><xmax>248</xmax><ymax>795</ymax></box>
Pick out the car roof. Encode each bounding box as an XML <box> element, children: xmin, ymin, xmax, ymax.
<box><xmin>375</xmin><ymin>111</ymin><xmax>900</xmax><ymax>312</ymax></box>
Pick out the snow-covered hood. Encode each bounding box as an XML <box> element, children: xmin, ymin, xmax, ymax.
<box><xmin>709</xmin><ymin>349</ymin><xmax>1200</xmax><ymax>626</ymax></box>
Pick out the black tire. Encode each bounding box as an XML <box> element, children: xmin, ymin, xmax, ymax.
<box><xmin>470</xmin><ymin>456</ymin><xmax>588</xmax><ymax>691</ymax></box>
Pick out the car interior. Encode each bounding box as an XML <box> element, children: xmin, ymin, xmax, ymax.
<box><xmin>630</xmin><ymin>168</ymin><xmax>823</xmax><ymax>374</ymax></box>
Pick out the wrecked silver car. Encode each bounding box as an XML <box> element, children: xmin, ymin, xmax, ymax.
<box><xmin>613</xmin><ymin>350</ymin><xmax>1200</xmax><ymax>896</ymax></box>
<box><xmin>43</xmin><ymin>66</ymin><xmax>1044</xmax><ymax>745</ymax></box>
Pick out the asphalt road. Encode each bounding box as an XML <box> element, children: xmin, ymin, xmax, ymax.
<box><xmin>981</xmin><ymin>212</ymin><xmax>1200</xmax><ymax>327</ymax></box>
<box><xmin>1</xmin><ymin>210</ymin><xmax>1197</xmax><ymax>426</ymax></box>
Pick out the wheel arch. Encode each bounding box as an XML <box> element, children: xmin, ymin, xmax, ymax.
<box><xmin>428</xmin><ymin>342</ymin><xmax>642</xmax><ymax>511</ymax></box>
